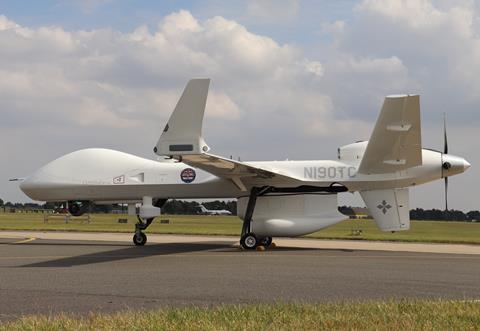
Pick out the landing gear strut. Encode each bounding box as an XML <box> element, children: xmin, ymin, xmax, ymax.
<box><xmin>132</xmin><ymin>198</ymin><xmax>167</xmax><ymax>246</ymax></box>
<box><xmin>133</xmin><ymin>216</ymin><xmax>154</xmax><ymax>246</ymax></box>
<box><xmin>239</xmin><ymin>187</ymin><xmax>274</xmax><ymax>250</ymax></box>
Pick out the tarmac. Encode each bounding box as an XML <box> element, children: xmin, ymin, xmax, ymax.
<box><xmin>1</xmin><ymin>231</ymin><xmax>480</xmax><ymax>321</ymax></box>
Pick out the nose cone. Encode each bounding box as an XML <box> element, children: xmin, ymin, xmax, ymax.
<box><xmin>442</xmin><ymin>154</ymin><xmax>471</xmax><ymax>177</ymax></box>
<box><xmin>19</xmin><ymin>177</ymin><xmax>31</xmax><ymax>195</ymax></box>
<box><xmin>19</xmin><ymin>176</ymin><xmax>34</xmax><ymax>196</ymax></box>
<box><xmin>19</xmin><ymin>171</ymin><xmax>49</xmax><ymax>200</ymax></box>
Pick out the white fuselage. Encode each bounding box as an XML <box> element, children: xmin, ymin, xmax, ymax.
<box><xmin>19</xmin><ymin>142</ymin><xmax>469</xmax><ymax>203</ymax></box>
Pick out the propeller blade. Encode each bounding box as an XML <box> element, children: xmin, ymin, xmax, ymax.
<box><xmin>443</xmin><ymin>113</ymin><xmax>448</xmax><ymax>154</ymax></box>
<box><xmin>444</xmin><ymin>177</ymin><xmax>449</xmax><ymax>211</ymax></box>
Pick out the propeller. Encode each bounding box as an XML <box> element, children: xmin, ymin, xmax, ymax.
<box><xmin>444</xmin><ymin>177</ymin><xmax>448</xmax><ymax>211</ymax></box>
<box><xmin>443</xmin><ymin>113</ymin><xmax>449</xmax><ymax>212</ymax></box>
<box><xmin>444</xmin><ymin>113</ymin><xmax>448</xmax><ymax>154</ymax></box>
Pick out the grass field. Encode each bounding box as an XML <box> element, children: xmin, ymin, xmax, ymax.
<box><xmin>1</xmin><ymin>300</ymin><xmax>479</xmax><ymax>330</ymax></box>
<box><xmin>1</xmin><ymin>212</ymin><xmax>480</xmax><ymax>244</ymax></box>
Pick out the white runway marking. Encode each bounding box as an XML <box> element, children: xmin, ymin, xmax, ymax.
<box><xmin>6</xmin><ymin>237</ymin><xmax>37</xmax><ymax>244</ymax></box>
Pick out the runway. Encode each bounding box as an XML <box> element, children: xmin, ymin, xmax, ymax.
<box><xmin>1</xmin><ymin>232</ymin><xmax>480</xmax><ymax>321</ymax></box>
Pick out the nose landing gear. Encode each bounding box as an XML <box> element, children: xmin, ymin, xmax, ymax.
<box><xmin>133</xmin><ymin>216</ymin><xmax>153</xmax><ymax>246</ymax></box>
<box><xmin>133</xmin><ymin>231</ymin><xmax>147</xmax><ymax>246</ymax></box>
<box><xmin>129</xmin><ymin>196</ymin><xmax>167</xmax><ymax>246</ymax></box>
<box><xmin>131</xmin><ymin>196</ymin><xmax>166</xmax><ymax>246</ymax></box>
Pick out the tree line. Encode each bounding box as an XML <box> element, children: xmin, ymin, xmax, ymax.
<box><xmin>0</xmin><ymin>198</ymin><xmax>478</xmax><ymax>221</ymax></box>
<box><xmin>339</xmin><ymin>206</ymin><xmax>480</xmax><ymax>222</ymax></box>
<box><xmin>0</xmin><ymin>199</ymin><xmax>237</xmax><ymax>215</ymax></box>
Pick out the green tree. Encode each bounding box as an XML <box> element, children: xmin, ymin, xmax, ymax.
<box><xmin>0</xmin><ymin>198</ymin><xmax>3</xmax><ymax>206</ymax></box>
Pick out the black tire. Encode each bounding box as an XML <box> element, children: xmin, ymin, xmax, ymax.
<box><xmin>240</xmin><ymin>233</ymin><xmax>258</xmax><ymax>250</ymax></box>
<box><xmin>133</xmin><ymin>232</ymin><xmax>147</xmax><ymax>246</ymax></box>
<box><xmin>261</xmin><ymin>236</ymin><xmax>273</xmax><ymax>247</ymax></box>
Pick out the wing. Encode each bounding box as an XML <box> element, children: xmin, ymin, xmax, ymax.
<box><xmin>180</xmin><ymin>153</ymin><xmax>301</xmax><ymax>190</ymax></box>
<box><xmin>154</xmin><ymin>79</ymin><xmax>302</xmax><ymax>190</ymax></box>
<box><xmin>360</xmin><ymin>188</ymin><xmax>410</xmax><ymax>232</ymax></box>
<box><xmin>358</xmin><ymin>95</ymin><xmax>422</xmax><ymax>174</ymax></box>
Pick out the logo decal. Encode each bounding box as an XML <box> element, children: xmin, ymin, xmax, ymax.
<box><xmin>113</xmin><ymin>175</ymin><xmax>125</xmax><ymax>184</ymax></box>
<box><xmin>377</xmin><ymin>200</ymin><xmax>392</xmax><ymax>214</ymax></box>
<box><xmin>180</xmin><ymin>168</ymin><xmax>196</xmax><ymax>183</ymax></box>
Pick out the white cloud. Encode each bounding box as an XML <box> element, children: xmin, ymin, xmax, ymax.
<box><xmin>0</xmin><ymin>10</ymin><xmax>330</xmax><ymax>134</ymax></box>
<box><xmin>161</xmin><ymin>9</ymin><xmax>203</xmax><ymax>34</ymax></box>
<box><xmin>357</xmin><ymin>0</ymin><xmax>473</xmax><ymax>34</ymax></box>
<box><xmin>206</xmin><ymin>92</ymin><xmax>241</xmax><ymax>120</ymax></box>
<box><xmin>302</xmin><ymin>59</ymin><xmax>324</xmax><ymax>76</ymax></box>
<box><xmin>0</xmin><ymin>15</ymin><xmax>19</xmax><ymax>30</ymax></box>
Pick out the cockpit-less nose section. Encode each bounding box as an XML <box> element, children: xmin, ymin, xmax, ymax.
<box><xmin>19</xmin><ymin>79</ymin><xmax>471</xmax><ymax>248</ymax></box>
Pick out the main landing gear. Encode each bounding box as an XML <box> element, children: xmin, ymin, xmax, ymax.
<box><xmin>238</xmin><ymin>184</ymin><xmax>348</xmax><ymax>250</ymax></box>
<box><xmin>239</xmin><ymin>187</ymin><xmax>274</xmax><ymax>250</ymax></box>
<box><xmin>240</xmin><ymin>233</ymin><xmax>273</xmax><ymax>250</ymax></box>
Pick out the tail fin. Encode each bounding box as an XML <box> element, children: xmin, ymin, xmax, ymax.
<box><xmin>360</xmin><ymin>188</ymin><xmax>410</xmax><ymax>231</ymax></box>
<box><xmin>199</xmin><ymin>205</ymin><xmax>207</xmax><ymax>212</ymax></box>
<box><xmin>357</xmin><ymin>95</ymin><xmax>422</xmax><ymax>174</ymax></box>
<box><xmin>155</xmin><ymin>79</ymin><xmax>210</xmax><ymax>156</ymax></box>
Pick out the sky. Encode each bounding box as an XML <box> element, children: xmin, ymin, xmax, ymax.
<box><xmin>0</xmin><ymin>0</ymin><xmax>478</xmax><ymax>211</ymax></box>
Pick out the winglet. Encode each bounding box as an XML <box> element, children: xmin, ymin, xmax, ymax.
<box><xmin>154</xmin><ymin>79</ymin><xmax>210</xmax><ymax>156</ymax></box>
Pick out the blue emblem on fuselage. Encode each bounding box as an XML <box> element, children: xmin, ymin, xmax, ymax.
<box><xmin>180</xmin><ymin>168</ymin><xmax>196</xmax><ymax>183</ymax></box>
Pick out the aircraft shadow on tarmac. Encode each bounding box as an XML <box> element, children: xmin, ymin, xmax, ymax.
<box><xmin>20</xmin><ymin>241</ymin><xmax>234</xmax><ymax>268</ymax></box>
<box><xmin>19</xmin><ymin>241</ymin><xmax>354</xmax><ymax>268</ymax></box>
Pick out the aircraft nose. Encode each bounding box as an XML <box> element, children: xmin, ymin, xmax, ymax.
<box><xmin>19</xmin><ymin>176</ymin><xmax>35</xmax><ymax>197</ymax></box>
<box><xmin>464</xmin><ymin>159</ymin><xmax>471</xmax><ymax>171</ymax></box>
<box><xmin>18</xmin><ymin>170</ymin><xmax>53</xmax><ymax>200</ymax></box>
<box><xmin>19</xmin><ymin>177</ymin><xmax>29</xmax><ymax>192</ymax></box>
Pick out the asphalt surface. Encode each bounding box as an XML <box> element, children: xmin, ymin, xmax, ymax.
<box><xmin>1</xmin><ymin>235</ymin><xmax>480</xmax><ymax>321</ymax></box>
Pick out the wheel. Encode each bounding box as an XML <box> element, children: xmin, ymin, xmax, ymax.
<box><xmin>133</xmin><ymin>232</ymin><xmax>147</xmax><ymax>246</ymax></box>
<box><xmin>261</xmin><ymin>236</ymin><xmax>273</xmax><ymax>247</ymax></box>
<box><xmin>240</xmin><ymin>232</ymin><xmax>258</xmax><ymax>250</ymax></box>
